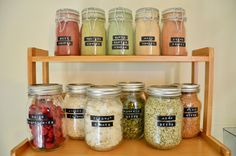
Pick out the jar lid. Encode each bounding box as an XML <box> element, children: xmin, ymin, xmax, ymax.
<box><xmin>66</xmin><ymin>83</ymin><xmax>92</xmax><ymax>93</ymax></box>
<box><xmin>181</xmin><ymin>83</ymin><xmax>200</xmax><ymax>93</ymax></box>
<box><xmin>28</xmin><ymin>84</ymin><xmax>63</xmax><ymax>95</ymax></box>
<box><xmin>87</xmin><ymin>85</ymin><xmax>121</xmax><ymax>97</ymax></box>
<box><xmin>56</xmin><ymin>8</ymin><xmax>80</xmax><ymax>22</ymax></box>
<box><xmin>147</xmin><ymin>85</ymin><xmax>181</xmax><ymax>97</ymax></box>
<box><xmin>135</xmin><ymin>7</ymin><xmax>159</xmax><ymax>21</ymax></box>
<box><xmin>118</xmin><ymin>82</ymin><xmax>145</xmax><ymax>91</ymax></box>
<box><xmin>82</xmin><ymin>7</ymin><xmax>105</xmax><ymax>21</ymax></box>
<box><xmin>162</xmin><ymin>7</ymin><xmax>186</xmax><ymax>21</ymax></box>
<box><xmin>109</xmin><ymin>7</ymin><xmax>133</xmax><ymax>22</ymax></box>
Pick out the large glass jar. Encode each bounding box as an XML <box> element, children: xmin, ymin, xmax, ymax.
<box><xmin>161</xmin><ymin>8</ymin><xmax>187</xmax><ymax>56</ymax></box>
<box><xmin>55</xmin><ymin>9</ymin><xmax>80</xmax><ymax>56</ymax></box>
<box><xmin>27</xmin><ymin>84</ymin><xmax>66</xmax><ymax>151</ymax></box>
<box><xmin>85</xmin><ymin>85</ymin><xmax>123</xmax><ymax>151</ymax></box>
<box><xmin>135</xmin><ymin>7</ymin><xmax>160</xmax><ymax>55</ymax></box>
<box><xmin>181</xmin><ymin>83</ymin><xmax>201</xmax><ymax>138</ymax></box>
<box><xmin>108</xmin><ymin>7</ymin><xmax>133</xmax><ymax>55</ymax></box>
<box><xmin>63</xmin><ymin>83</ymin><xmax>92</xmax><ymax>139</ymax></box>
<box><xmin>144</xmin><ymin>85</ymin><xmax>183</xmax><ymax>149</ymax></box>
<box><xmin>81</xmin><ymin>8</ymin><xmax>106</xmax><ymax>55</ymax></box>
<box><xmin>118</xmin><ymin>82</ymin><xmax>146</xmax><ymax>139</ymax></box>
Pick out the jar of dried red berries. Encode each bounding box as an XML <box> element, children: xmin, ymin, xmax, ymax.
<box><xmin>27</xmin><ymin>84</ymin><xmax>66</xmax><ymax>151</ymax></box>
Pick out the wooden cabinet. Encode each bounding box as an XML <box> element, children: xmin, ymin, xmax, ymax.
<box><xmin>11</xmin><ymin>47</ymin><xmax>231</xmax><ymax>156</ymax></box>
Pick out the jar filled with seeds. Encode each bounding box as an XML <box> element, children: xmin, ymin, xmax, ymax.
<box><xmin>144</xmin><ymin>85</ymin><xmax>183</xmax><ymax>149</ymax></box>
<box><xmin>118</xmin><ymin>82</ymin><xmax>146</xmax><ymax>139</ymax></box>
<box><xmin>84</xmin><ymin>85</ymin><xmax>123</xmax><ymax>151</ymax></box>
<box><xmin>181</xmin><ymin>83</ymin><xmax>201</xmax><ymax>138</ymax></box>
<box><xmin>63</xmin><ymin>83</ymin><xmax>92</xmax><ymax>139</ymax></box>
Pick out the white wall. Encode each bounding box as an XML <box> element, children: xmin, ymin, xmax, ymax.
<box><xmin>0</xmin><ymin>0</ymin><xmax>236</xmax><ymax>155</ymax></box>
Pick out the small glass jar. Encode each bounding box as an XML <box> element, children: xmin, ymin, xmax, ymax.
<box><xmin>85</xmin><ymin>85</ymin><xmax>123</xmax><ymax>151</ymax></box>
<box><xmin>55</xmin><ymin>9</ymin><xmax>80</xmax><ymax>56</ymax></box>
<box><xmin>27</xmin><ymin>84</ymin><xmax>66</xmax><ymax>151</ymax></box>
<box><xmin>118</xmin><ymin>82</ymin><xmax>146</xmax><ymax>139</ymax></box>
<box><xmin>108</xmin><ymin>7</ymin><xmax>133</xmax><ymax>55</ymax></box>
<box><xmin>135</xmin><ymin>7</ymin><xmax>160</xmax><ymax>55</ymax></box>
<box><xmin>63</xmin><ymin>83</ymin><xmax>92</xmax><ymax>139</ymax></box>
<box><xmin>144</xmin><ymin>85</ymin><xmax>183</xmax><ymax>149</ymax></box>
<box><xmin>81</xmin><ymin>8</ymin><xmax>106</xmax><ymax>55</ymax></box>
<box><xmin>161</xmin><ymin>8</ymin><xmax>187</xmax><ymax>56</ymax></box>
<box><xmin>181</xmin><ymin>83</ymin><xmax>201</xmax><ymax>138</ymax></box>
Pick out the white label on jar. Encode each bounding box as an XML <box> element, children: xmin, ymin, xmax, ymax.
<box><xmin>123</xmin><ymin>109</ymin><xmax>141</xmax><ymax>119</ymax></box>
<box><xmin>169</xmin><ymin>37</ymin><xmax>186</xmax><ymax>47</ymax></box>
<box><xmin>90</xmin><ymin>115</ymin><xmax>114</xmax><ymax>127</ymax></box>
<box><xmin>157</xmin><ymin>115</ymin><xmax>176</xmax><ymax>127</ymax></box>
<box><xmin>112</xmin><ymin>35</ymin><xmax>129</xmax><ymax>50</ymax></box>
<box><xmin>139</xmin><ymin>36</ymin><xmax>157</xmax><ymax>46</ymax></box>
<box><xmin>84</xmin><ymin>36</ymin><xmax>103</xmax><ymax>46</ymax></box>
<box><xmin>57</xmin><ymin>36</ymin><xmax>73</xmax><ymax>46</ymax></box>
<box><xmin>184</xmin><ymin>107</ymin><xmax>198</xmax><ymax>118</ymax></box>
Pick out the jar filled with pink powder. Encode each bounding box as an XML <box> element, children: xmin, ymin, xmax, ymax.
<box><xmin>161</xmin><ymin>8</ymin><xmax>187</xmax><ymax>56</ymax></box>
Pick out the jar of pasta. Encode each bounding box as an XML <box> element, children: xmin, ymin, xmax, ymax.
<box><xmin>55</xmin><ymin>9</ymin><xmax>80</xmax><ymax>56</ymax></box>
<box><xmin>118</xmin><ymin>82</ymin><xmax>146</xmax><ymax>139</ymax></box>
<box><xmin>27</xmin><ymin>84</ymin><xmax>66</xmax><ymax>151</ymax></box>
<box><xmin>144</xmin><ymin>85</ymin><xmax>183</xmax><ymax>149</ymax></box>
<box><xmin>85</xmin><ymin>85</ymin><xmax>123</xmax><ymax>151</ymax></box>
<box><xmin>135</xmin><ymin>7</ymin><xmax>160</xmax><ymax>55</ymax></box>
<box><xmin>181</xmin><ymin>83</ymin><xmax>201</xmax><ymax>138</ymax></box>
<box><xmin>108</xmin><ymin>7</ymin><xmax>133</xmax><ymax>55</ymax></box>
<box><xmin>161</xmin><ymin>8</ymin><xmax>187</xmax><ymax>56</ymax></box>
<box><xmin>81</xmin><ymin>8</ymin><xmax>106</xmax><ymax>55</ymax></box>
<box><xmin>63</xmin><ymin>83</ymin><xmax>92</xmax><ymax>139</ymax></box>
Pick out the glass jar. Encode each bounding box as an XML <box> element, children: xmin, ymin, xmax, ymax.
<box><xmin>81</xmin><ymin>8</ymin><xmax>106</xmax><ymax>55</ymax></box>
<box><xmin>161</xmin><ymin>8</ymin><xmax>187</xmax><ymax>56</ymax></box>
<box><xmin>144</xmin><ymin>85</ymin><xmax>183</xmax><ymax>149</ymax></box>
<box><xmin>135</xmin><ymin>7</ymin><xmax>160</xmax><ymax>55</ymax></box>
<box><xmin>85</xmin><ymin>85</ymin><xmax>123</xmax><ymax>151</ymax></box>
<box><xmin>181</xmin><ymin>83</ymin><xmax>201</xmax><ymax>138</ymax></box>
<box><xmin>108</xmin><ymin>7</ymin><xmax>133</xmax><ymax>55</ymax></box>
<box><xmin>27</xmin><ymin>84</ymin><xmax>66</xmax><ymax>151</ymax></box>
<box><xmin>55</xmin><ymin>9</ymin><xmax>80</xmax><ymax>56</ymax></box>
<box><xmin>118</xmin><ymin>82</ymin><xmax>146</xmax><ymax>139</ymax></box>
<box><xmin>63</xmin><ymin>83</ymin><xmax>92</xmax><ymax>139</ymax></box>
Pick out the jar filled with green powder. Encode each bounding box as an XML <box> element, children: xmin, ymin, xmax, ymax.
<box><xmin>108</xmin><ymin>7</ymin><xmax>134</xmax><ymax>55</ymax></box>
<box><xmin>145</xmin><ymin>85</ymin><xmax>183</xmax><ymax>149</ymax></box>
<box><xmin>118</xmin><ymin>82</ymin><xmax>146</xmax><ymax>139</ymax></box>
<box><xmin>81</xmin><ymin>8</ymin><xmax>106</xmax><ymax>55</ymax></box>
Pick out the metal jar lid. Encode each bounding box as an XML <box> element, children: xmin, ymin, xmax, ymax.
<box><xmin>109</xmin><ymin>7</ymin><xmax>133</xmax><ymax>22</ymax></box>
<box><xmin>66</xmin><ymin>83</ymin><xmax>92</xmax><ymax>94</ymax></box>
<box><xmin>135</xmin><ymin>7</ymin><xmax>159</xmax><ymax>21</ymax></box>
<box><xmin>162</xmin><ymin>7</ymin><xmax>186</xmax><ymax>21</ymax></box>
<box><xmin>118</xmin><ymin>82</ymin><xmax>145</xmax><ymax>91</ymax></box>
<box><xmin>87</xmin><ymin>85</ymin><xmax>121</xmax><ymax>97</ymax></box>
<box><xmin>28</xmin><ymin>84</ymin><xmax>63</xmax><ymax>95</ymax></box>
<box><xmin>82</xmin><ymin>7</ymin><xmax>105</xmax><ymax>21</ymax></box>
<box><xmin>56</xmin><ymin>8</ymin><xmax>80</xmax><ymax>22</ymax></box>
<box><xmin>147</xmin><ymin>85</ymin><xmax>181</xmax><ymax>97</ymax></box>
<box><xmin>181</xmin><ymin>83</ymin><xmax>200</xmax><ymax>93</ymax></box>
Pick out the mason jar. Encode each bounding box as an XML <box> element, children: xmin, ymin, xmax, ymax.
<box><xmin>118</xmin><ymin>82</ymin><xmax>146</xmax><ymax>139</ymax></box>
<box><xmin>181</xmin><ymin>83</ymin><xmax>201</xmax><ymax>138</ymax></box>
<box><xmin>27</xmin><ymin>84</ymin><xmax>66</xmax><ymax>151</ymax></box>
<box><xmin>84</xmin><ymin>85</ymin><xmax>123</xmax><ymax>151</ymax></box>
<box><xmin>81</xmin><ymin>8</ymin><xmax>106</xmax><ymax>55</ymax></box>
<box><xmin>63</xmin><ymin>83</ymin><xmax>92</xmax><ymax>139</ymax></box>
<box><xmin>144</xmin><ymin>85</ymin><xmax>183</xmax><ymax>149</ymax></box>
<box><xmin>108</xmin><ymin>7</ymin><xmax>133</xmax><ymax>55</ymax></box>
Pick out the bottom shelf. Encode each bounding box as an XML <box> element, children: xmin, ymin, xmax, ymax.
<box><xmin>11</xmin><ymin>133</ymin><xmax>230</xmax><ymax>156</ymax></box>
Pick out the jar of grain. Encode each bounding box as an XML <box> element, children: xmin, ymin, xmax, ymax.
<box><xmin>181</xmin><ymin>83</ymin><xmax>201</xmax><ymax>138</ymax></box>
<box><xmin>81</xmin><ymin>8</ymin><xmax>106</xmax><ymax>55</ymax></box>
<box><xmin>63</xmin><ymin>83</ymin><xmax>92</xmax><ymax>139</ymax></box>
<box><xmin>135</xmin><ymin>7</ymin><xmax>160</xmax><ymax>55</ymax></box>
<box><xmin>27</xmin><ymin>84</ymin><xmax>66</xmax><ymax>151</ymax></box>
<box><xmin>85</xmin><ymin>85</ymin><xmax>123</xmax><ymax>151</ymax></box>
<box><xmin>161</xmin><ymin>8</ymin><xmax>187</xmax><ymax>56</ymax></box>
<box><xmin>55</xmin><ymin>9</ymin><xmax>80</xmax><ymax>56</ymax></box>
<box><xmin>144</xmin><ymin>85</ymin><xmax>183</xmax><ymax>149</ymax></box>
<box><xmin>118</xmin><ymin>82</ymin><xmax>146</xmax><ymax>139</ymax></box>
<box><xmin>108</xmin><ymin>7</ymin><xmax>133</xmax><ymax>55</ymax></box>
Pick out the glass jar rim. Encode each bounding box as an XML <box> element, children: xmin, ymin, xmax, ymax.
<box><xmin>147</xmin><ymin>85</ymin><xmax>181</xmax><ymax>97</ymax></box>
<box><xmin>181</xmin><ymin>83</ymin><xmax>200</xmax><ymax>93</ymax></box>
<box><xmin>135</xmin><ymin>7</ymin><xmax>159</xmax><ymax>21</ymax></box>
<box><xmin>28</xmin><ymin>84</ymin><xmax>63</xmax><ymax>95</ymax></box>
<box><xmin>82</xmin><ymin>7</ymin><xmax>105</xmax><ymax>21</ymax></box>
<box><xmin>117</xmin><ymin>82</ymin><xmax>145</xmax><ymax>91</ymax></box>
<box><xmin>66</xmin><ymin>83</ymin><xmax>93</xmax><ymax>93</ymax></box>
<box><xmin>87</xmin><ymin>85</ymin><xmax>121</xmax><ymax>97</ymax></box>
<box><xmin>162</xmin><ymin>7</ymin><xmax>186</xmax><ymax>21</ymax></box>
<box><xmin>108</xmin><ymin>7</ymin><xmax>133</xmax><ymax>22</ymax></box>
<box><xmin>56</xmin><ymin>8</ymin><xmax>80</xmax><ymax>22</ymax></box>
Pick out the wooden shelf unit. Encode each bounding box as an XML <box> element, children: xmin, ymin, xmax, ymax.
<box><xmin>11</xmin><ymin>47</ymin><xmax>231</xmax><ymax>156</ymax></box>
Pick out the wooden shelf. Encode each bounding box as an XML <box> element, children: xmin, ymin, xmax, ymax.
<box><xmin>11</xmin><ymin>133</ymin><xmax>230</xmax><ymax>156</ymax></box>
